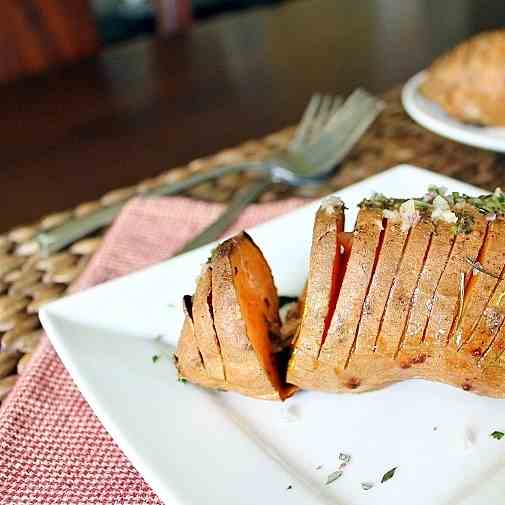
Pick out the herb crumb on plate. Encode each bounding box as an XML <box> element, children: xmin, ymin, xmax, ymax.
<box><xmin>381</xmin><ymin>467</ymin><xmax>398</xmax><ymax>483</ymax></box>
<box><xmin>325</xmin><ymin>470</ymin><xmax>343</xmax><ymax>485</ymax></box>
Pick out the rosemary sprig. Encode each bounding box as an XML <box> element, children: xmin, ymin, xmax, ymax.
<box><xmin>465</xmin><ymin>257</ymin><xmax>501</xmax><ymax>279</ymax></box>
<box><xmin>454</xmin><ymin>271</ymin><xmax>466</xmax><ymax>348</ymax></box>
<box><xmin>381</xmin><ymin>467</ymin><xmax>397</xmax><ymax>483</ymax></box>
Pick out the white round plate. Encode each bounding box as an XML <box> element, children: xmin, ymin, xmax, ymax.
<box><xmin>402</xmin><ymin>71</ymin><xmax>505</xmax><ymax>152</ymax></box>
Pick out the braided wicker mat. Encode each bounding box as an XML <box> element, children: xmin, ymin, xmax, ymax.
<box><xmin>0</xmin><ymin>88</ymin><xmax>504</xmax><ymax>403</ymax></box>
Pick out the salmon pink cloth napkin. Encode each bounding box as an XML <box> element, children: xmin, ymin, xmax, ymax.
<box><xmin>0</xmin><ymin>196</ymin><xmax>306</xmax><ymax>504</ymax></box>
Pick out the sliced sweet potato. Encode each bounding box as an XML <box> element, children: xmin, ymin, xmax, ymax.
<box><xmin>375</xmin><ymin>218</ymin><xmax>433</xmax><ymax>357</ymax></box>
<box><xmin>402</xmin><ymin>221</ymin><xmax>455</xmax><ymax>348</ymax></box>
<box><xmin>424</xmin><ymin>205</ymin><xmax>487</xmax><ymax>348</ymax></box>
<box><xmin>461</xmin><ymin>275</ymin><xmax>505</xmax><ymax>360</ymax></box>
<box><xmin>318</xmin><ymin>207</ymin><xmax>384</xmax><ymax>370</ymax></box>
<box><xmin>175</xmin><ymin>232</ymin><xmax>295</xmax><ymax>400</ymax></box>
<box><xmin>228</xmin><ymin>233</ymin><xmax>288</xmax><ymax>396</ymax></box>
<box><xmin>287</xmin><ymin>199</ymin><xmax>345</xmax><ymax>386</ymax></box>
<box><xmin>354</xmin><ymin>219</ymin><xmax>408</xmax><ymax>354</ymax></box>
<box><xmin>481</xmin><ymin>313</ymin><xmax>505</xmax><ymax>368</ymax></box>
<box><xmin>452</xmin><ymin>217</ymin><xmax>505</xmax><ymax>350</ymax></box>
<box><xmin>174</xmin><ymin>296</ymin><xmax>223</xmax><ymax>390</ymax></box>
<box><xmin>176</xmin><ymin>190</ymin><xmax>505</xmax><ymax>400</ymax></box>
<box><xmin>192</xmin><ymin>264</ymin><xmax>226</xmax><ymax>381</ymax></box>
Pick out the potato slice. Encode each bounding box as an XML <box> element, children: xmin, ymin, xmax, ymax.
<box><xmin>481</xmin><ymin>311</ymin><xmax>505</xmax><ymax>368</ymax></box>
<box><xmin>453</xmin><ymin>217</ymin><xmax>505</xmax><ymax>350</ymax></box>
<box><xmin>318</xmin><ymin>208</ymin><xmax>384</xmax><ymax>370</ymax></box>
<box><xmin>375</xmin><ymin>218</ymin><xmax>433</xmax><ymax>357</ymax></box>
<box><xmin>174</xmin><ymin>296</ymin><xmax>223</xmax><ymax>390</ymax></box>
<box><xmin>354</xmin><ymin>219</ymin><xmax>408</xmax><ymax>355</ymax></box>
<box><xmin>461</xmin><ymin>274</ymin><xmax>505</xmax><ymax>360</ymax></box>
<box><xmin>402</xmin><ymin>221</ymin><xmax>455</xmax><ymax>348</ymax></box>
<box><xmin>424</xmin><ymin>205</ymin><xmax>487</xmax><ymax>348</ymax></box>
<box><xmin>192</xmin><ymin>265</ymin><xmax>226</xmax><ymax>381</ymax></box>
<box><xmin>287</xmin><ymin>200</ymin><xmax>345</xmax><ymax>387</ymax></box>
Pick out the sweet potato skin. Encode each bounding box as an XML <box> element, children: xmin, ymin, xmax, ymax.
<box><xmin>175</xmin><ymin>296</ymin><xmax>224</xmax><ymax>390</ymax></box>
<box><xmin>192</xmin><ymin>265</ymin><xmax>226</xmax><ymax>381</ymax></box>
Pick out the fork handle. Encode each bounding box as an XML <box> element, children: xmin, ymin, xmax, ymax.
<box><xmin>35</xmin><ymin>161</ymin><xmax>265</xmax><ymax>256</ymax></box>
<box><xmin>176</xmin><ymin>177</ymin><xmax>274</xmax><ymax>255</ymax></box>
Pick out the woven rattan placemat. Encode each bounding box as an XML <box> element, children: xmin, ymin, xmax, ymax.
<box><xmin>0</xmin><ymin>88</ymin><xmax>504</xmax><ymax>403</ymax></box>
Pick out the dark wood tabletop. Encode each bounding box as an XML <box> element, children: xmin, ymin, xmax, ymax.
<box><xmin>1</xmin><ymin>0</ymin><xmax>505</xmax><ymax>233</ymax></box>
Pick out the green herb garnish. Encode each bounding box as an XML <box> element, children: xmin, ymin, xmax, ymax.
<box><xmin>427</xmin><ymin>185</ymin><xmax>448</xmax><ymax>197</ymax></box>
<box><xmin>286</xmin><ymin>485</ymin><xmax>293</xmax><ymax>490</ymax></box>
<box><xmin>491</xmin><ymin>430</ymin><xmax>504</xmax><ymax>440</ymax></box>
<box><xmin>364</xmin><ymin>188</ymin><xmax>505</xmax><ymax>222</ymax></box>
<box><xmin>152</xmin><ymin>354</ymin><xmax>160</xmax><ymax>363</ymax></box>
<box><xmin>178</xmin><ymin>377</ymin><xmax>187</xmax><ymax>384</ymax></box>
<box><xmin>325</xmin><ymin>470</ymin><xmax>343</xmax><ymax>485</ymax></box>
<box><xmin>359</xmin><ymin>194</ymin><xmax>405</xmax><ymax>210</ymax></box>
<box><xmin>339</xmin><ymin>453</ymin><xmax>351</xmax><ymax>465</ymax></box>
<box><xmin>466</xmin><ymin>257</ymin><xmax>501</xmax><ymax>279</ymax></box>
<box><xmin>453</xmin><ymin>212</ymin><xmax>475</xmax><ymax>235</ymax></box>
<box><xmin>453</xmin><ymin>271</ymin><xmax>467</xmax><ymax>348</ymax></box>
<box><xmin>381</xmin><ymin>467</ymin><xmax>397</xmax><ymax>483</ymax></box>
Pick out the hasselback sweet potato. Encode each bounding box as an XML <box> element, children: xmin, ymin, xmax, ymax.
<box><xmin>289</xmin><ymin>190</ymin><xmax>505</xmax><ymax>397</ymax></box>
<box><xmin>174</xmin><ymin>232</ymin><xmax>296</xmax><ymax>400</ymax></box>
<box><xmin>175</xmin><ymin>188</ymin><xmax>505</xmax><ymax>399</ymax></box>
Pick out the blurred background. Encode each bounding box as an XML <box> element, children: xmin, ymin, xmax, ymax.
<box><xmin>1</xmin><ymin>0</ymin><xmax>505</xmax><ymax>232</ymax></box>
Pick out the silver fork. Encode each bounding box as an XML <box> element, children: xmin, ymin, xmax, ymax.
<box><xmin>176</xmin><ymin>89</ymin><xmax>383</xmax><ymax>254</ymax></box>
<box><xmin>35</xmin><ymin>89</ymin><xmax>382</xmax><ymax>256</ymax></box>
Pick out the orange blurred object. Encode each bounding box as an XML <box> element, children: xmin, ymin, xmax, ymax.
<box><xmin>0</xmin><ymin>0</ymin><xmax>100</xmax><ymax>83</ymax></box>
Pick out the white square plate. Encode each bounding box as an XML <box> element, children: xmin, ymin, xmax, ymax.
<box><xmin>41</xmin><ymin>165</ymin><xmax>505</xmax><ymax>505</ymax></box>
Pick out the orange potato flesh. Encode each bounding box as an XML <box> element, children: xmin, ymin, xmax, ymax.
<box><xmin>424</xmin><ymin>207</ymin><xmax>487</xmax><ymax>348</ymax></box>
<box><xmin>375</xmin><ymin>218</ymin><xmax>433</xmax><ymax>357</ymax></box>
<box><xmin>321</xmin><ymin>231</ymin><xmax>350</xmax><ymax>349</ymax></box>
<box><xmin>355</xmin><ymin>219</ymin><xmax>408</xmax><ymax>354</ymax></box>
<box><xmin>319</xmin><ymin>208</ymin><xmax>384</xmax><ymax>370</ymax></box>
<box><xmin>338</xmin><ymin>231</ymin><xmax>353</xmax><ymax>252</ymax></box>
<box><xmin>230</xmin><ymin>234</ymin><xmax>292</xmax><ymax>399</ymax></box>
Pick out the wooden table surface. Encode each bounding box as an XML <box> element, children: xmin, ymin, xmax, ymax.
<box><xmin>1</xmin><ymin>0</ymin><xmax>505</xmax><ymax>233</ymax></box>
